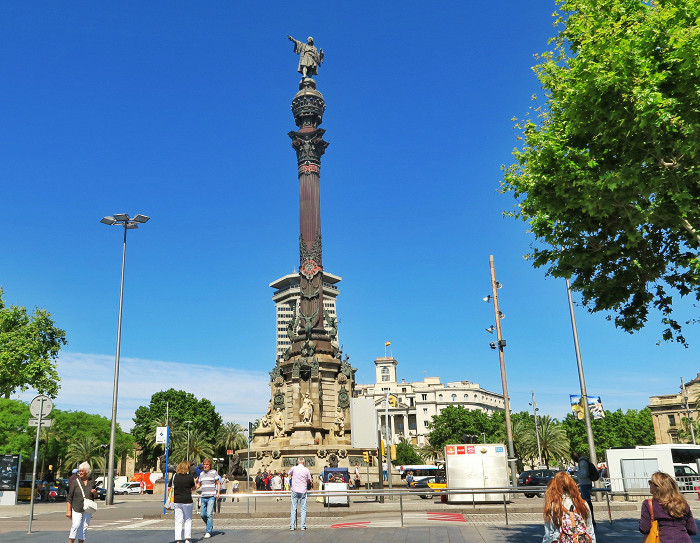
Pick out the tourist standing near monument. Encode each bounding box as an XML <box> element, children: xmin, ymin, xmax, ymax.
<box><xmin>288</xmin><ymin>457</ymin><xmax>312</xmax><ymax>530</ymax></box>
<box><xmin>196</xmin><ymin>459</ymin><xmax>220</xmax><ymax>539</ymax></box>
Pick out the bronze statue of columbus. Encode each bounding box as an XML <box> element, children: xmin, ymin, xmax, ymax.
<box><xmin>288</xmin><ymin>35</ymin><xmax>324</xmax><ymax>78</ymax></box>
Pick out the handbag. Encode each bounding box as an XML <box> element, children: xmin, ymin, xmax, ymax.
<box><xmin>307</xmin><ymin>479</ymin><xmax>313</xmax><ymax>491</ymax></box>
<box><xmin>165</xmin><ymin>475</ymin><xmax>175</xmax><ymax>510</ymax></box>
<box><xmin>644</xmin><ymin>499</ymin><xmax>660</xmax><ymax>543</ymax></box>
<box><xmin>77</xmin><ymin>479</ymin><xmax>97</xmax><ymax>515</ymax></box>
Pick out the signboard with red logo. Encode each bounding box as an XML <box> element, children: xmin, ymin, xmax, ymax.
<box><xmin>467</xmin><ymin>445</ymin><xmax>475</xmax><ymax>454</ymax></box>
<box><xmin>446</xmin><ymin>446</ymin><xmax>455</xmax><ymax>455</ymax></box>
<box><xmin>444</xmin><ymin>443</ymin><xmax>509</xmax><ymax>504</ymax></box>
<box><xmin>456</xmin><ymin>445</ymin><xmax>466</xmax><ymax>455</ymax></box>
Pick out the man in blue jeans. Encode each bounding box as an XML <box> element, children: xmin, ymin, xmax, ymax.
<box><xmin>196</xmin><ymin>458</ymin><xmax>220</xmax><ymax>539</ymax></box>
<box><xmin>288</xmin><ymin>457</ymin><xmax>312</xmax><ymax>530</ymax></box>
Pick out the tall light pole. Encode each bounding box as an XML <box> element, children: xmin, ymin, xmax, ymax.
<box><xmin>565</xmin><ymin>278</ymin><xmax>597</xmax><ymax>468</ymax></box>
<box><xmin>486</xmin><ymin>255</ymin><xmax>518</xmax><ymax>487</ymax></box>
<box><xmin>185</xmin><ymin>420</ymin><xmax>193</xmax><ymax>461</ymax></box>
<box><xmin>529</xmin><ymin>391</ymin><xmax>542</xmax><ymax>468</ymax></box>
<box><xmin>101</xmin><ymin>213</ymin><xmax>149</xmax><ymax>505</ymax></box>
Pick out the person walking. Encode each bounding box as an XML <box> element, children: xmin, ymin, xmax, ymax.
<box><xmin>406</xmin><ymin>470</ymin><xmax>414</xmax><ymax>489</ymax></box>
<box><xmin>139</xmin><ymin>479</ymin><xmax>145</xmax><ymax>495</ymax></box>
<box><xmin>640</xmin><ymin>471</ymin><xmax>697</xmax><ymax>542</ymax></box>
<box><xmin>382</xmin><ymin>461</ymin><xmax>388</xmax><ymax>482</ymax></box>
<box><xmin>354</xmin><ymin>462</ymin><xmax>361</xmax><ymax>490</ymax></box>
<box><xmin>288</xmin><ymin>457</ymin><xmax>312</xmax><ymax>531</ymax></box>
<box><xmin>542</xmin><ymin>471</ymin><xmax>595</xmax><ymax>543</ymax></box>
<box><xmin>216</xmin><ymin>475</ymin><xmax>228</xmax><ymax>514</ymax></box>
<box><xmin>571</xmin><ymin>451</ymin><xmax>596</xmax><ymax>525</ymax></box>
<box><xmin>195</xmin><ymin>458</ymin><xmax>220</xmax><ymax>539</ymax></box>
<box><xmin>66</xmin><ymin>462</ymin><xmax>97</xmax><ymax>543</ymax></box>
<box><xmin>170</xmin><ymin>461</ymin><xmax>196</xmax><ymax>543</ymax></box>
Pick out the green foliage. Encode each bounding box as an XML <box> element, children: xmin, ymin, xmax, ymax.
<box><xmin>0</xmin><ymin>398</ymin><xmax>132</xmax><ymax>477</ymax></box>
<box><xmin>562</xmin><ymin>408</ymin><xmax>655</xmax><ymax>459</ymax></box>
<box><xmin>392</xmin><ymin>437</ymin><xmax>422</xmax><ymax>466</ymax></box>
<box><xmin>0</xmin><ymin>289</ymin><xmax>67</xmax><ymax>398</ymax></box>
<box><xmin>502</xmin><ymin>0</ymin><xmax>700</xmax><ymax>344</ymax></box>
<box><xmin>216</xmin><ymin>422</ymin><xmax>247</xmax><ymax>456</ymax></box>
<box><xmin>131</xmin><ymin>389</ymin><xmax>222</xmax><ymax>468</ymax></box>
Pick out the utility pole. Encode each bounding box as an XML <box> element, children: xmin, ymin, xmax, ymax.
<box><xmin>488</xmin><ymin>256</ymin><xmax>518</xmax><ymax>488</ymax></box>
<box><xmin>565</xmin><ymin>279</ymin><xmax>597</xmax><ymax>467</ymax></box>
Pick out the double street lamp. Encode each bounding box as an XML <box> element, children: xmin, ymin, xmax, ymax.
<box><xmin>101</xmin><ymin>213</ymin><xmax>149</xmax><ymax>505</ymax></box>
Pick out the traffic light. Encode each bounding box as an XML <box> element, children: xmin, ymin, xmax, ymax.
<box><xmin>381</xmin><ymin>440</ymin><xmax>385</xmax><ymax>456</ymax></box>
<box><xmin>362</xmin><ymin>451</ymin><xmax>369</xmax><ymax>463</ymax></box>
<box><xmin>390</xmin><ymin>444</ymin><xmax>397</xmax><ymax>461</ymax></box>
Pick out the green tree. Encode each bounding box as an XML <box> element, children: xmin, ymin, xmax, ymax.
<box><xmin>64</xmin><ymin>435</ymin><xmax>104</xmax><ymax>470</ymax></box>
<box><xmin>392</xmin><ymin>437</ymin><xmax>423</xmax><ymax>466</ymax></box>
<box><xmin>416</xmin><ymin>441</ymin><xmax>443</xmax><ymax>464</ymax></box>
<box><xmin>0</xmin><ymin>289</ymin><xmax>67</xmax><ymax>398</ymax></box>
<box><xmin>502</xmin><ymin>0</ymin><xmax>700</xmax><ymax>344</ymax></box>
<box><xmin>535</xmin><ymin>415</ymin><xmax>570</xmax><ymax>468</ymax></box>
<box><xmin>0</xmin><ymin>398</ymin><xmax>35</xmax><ymax>458</ymax></box>
<box><xmin>427</xmin><ymin>406</ymin><xmax>493</xmax><ymax>451</ymax></box>
<box><xmin>131</xmin><ymin>389</ymin><xmax>222</xmax><ymax>468</ymax></box>
<box><xmin>561</xmin><ymin>408</ymin><xmax>655</xmax><ymax>458</ymax></box>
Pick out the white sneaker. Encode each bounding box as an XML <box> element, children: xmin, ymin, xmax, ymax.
<box><xmin>204</xmin><ymin>533</ymin><xmax>211</xmax><ymax>539</ymax></box>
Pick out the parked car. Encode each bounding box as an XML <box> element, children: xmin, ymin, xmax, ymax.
<box><xmin>95</xmin><ymin>483</ymin><xmax>115</xmax><ymax>501</ymax></box>
<box><xmin>412</xmin><ymin>475</ymin><xmax>447</xmax><ymax>499</ymax></box>
<box><xmin>114</xmin><ymin>481</ymin><xmax>142</xmax><ymax>495</ymax></box>
<box><xmin>674</xmin><ymin>465</ymin><xmax>700</xmax><ymax>492</ymax></box>
<box><xmin>517</xmin><ymin>469</ymin><xmax>559</xmax><ymax>498</ymax></box>
<box><xmin>17</xmin><ymin>480</ymin><xmax>40</xmax><ymax>501</ymax></box>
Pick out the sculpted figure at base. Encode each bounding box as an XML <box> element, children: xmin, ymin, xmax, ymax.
<box><xmin>288</xmin><ymin>35</ymin><xmax>324</xmax><ymax>78</ymax></box>
<box><xmin>333</xmin><ymin>406</ymin><xmax>345</xmax><ymax>438</ymax></box>
<box><xmin>261</xmin><ymin>401</ymin><xmax>273</xmax><ymax>429</ymax></box>
<box><xmin>273</xmin><ymin>408</ymin><xmax>285</xmax><ymax>438</ymax></box>
<box><xmin>299</xmin><ymin>393</ymin><xmax>314</xmax><ymax>424</ymax></box>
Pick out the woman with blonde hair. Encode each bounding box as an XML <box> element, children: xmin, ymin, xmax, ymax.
<box><xmin>640</xmin><ymin>471</ymin><xmax>697</xmax><ymax>542</ymax></box>
<box><xmin>542</xmin><ymin>471</ymin><xmax>595</xmax><ymax>542</ymax></box>
<box><xmin>66</xmin><ymin>461</ymin><xmax>97</xmax><ymax>543</ymax></box>
<box><xmin>169</xmin><ymin>461</ymin><xmax>196</xmax><ymax>543</ymax></box>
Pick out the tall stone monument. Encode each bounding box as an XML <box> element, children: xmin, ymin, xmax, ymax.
<box><xmin>243</xmin><ymin>36</ymin><xmax>360</xmax><ymax>474</ymax></box>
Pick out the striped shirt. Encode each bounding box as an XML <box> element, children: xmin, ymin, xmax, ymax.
<box><xmin>197</xmin><ymin>469</ymin><xmax>220</xmax><ymax>497</ymax></box>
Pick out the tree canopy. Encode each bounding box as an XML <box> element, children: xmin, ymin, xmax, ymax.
<box><xmin>131</xmin><ymin>389</ymin><xmax>222</xmax><ymax>468</ymax></box>
<box><xmin>502</xmin><ymin>0</ymin><xmax>700</xmax><ymax>344</ymax></box>
<box><xmin>0</xmin><ymin>289</ymin><xmax>67</xmax><ymax>398</ymax></box>
<box><xmin>561</xmin><ymin>407</ymin><xmax>655</xmax><ymax>458</ymax></box>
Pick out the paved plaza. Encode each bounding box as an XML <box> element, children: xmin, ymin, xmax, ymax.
<box><xmin>3</xmin><ymin>493</ymin><xmax>699</xmax><ymax>542</ymax></box>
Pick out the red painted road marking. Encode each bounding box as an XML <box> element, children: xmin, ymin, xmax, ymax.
<box><xmin>331</xmin><ymin>521</ymin><xmax>372</xmax><ymax>528</ymax></box>
<box><xmin>426</xmin><ymin>512</ymin><xmax>466</xmax><ymax>522</ymax></box>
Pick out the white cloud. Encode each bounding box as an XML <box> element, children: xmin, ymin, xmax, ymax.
<box><xmin>16</xmin><ymin>351</ymin><xmax>271</xmax><ymax>432</ymax></box>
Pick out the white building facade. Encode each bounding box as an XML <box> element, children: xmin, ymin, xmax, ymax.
<box><xmin>354</xmin><ymin>357</ymin><xmax>505</xmax><ymax>446</ymax></box>
<box><xmin>270</xmin><ymin>271</ymin><xmax>341</xmax><ymax>359</ymax></box>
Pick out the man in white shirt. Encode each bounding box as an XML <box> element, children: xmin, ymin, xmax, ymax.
<box><xmin>196</xmin><ymin>459</ymin><xmax>220</xmax><ymax>539</ymax></box>
<box><xmin>288</xmin><ymin>457</ymin><xmax>311</xmax><ymax>530</ymax></box>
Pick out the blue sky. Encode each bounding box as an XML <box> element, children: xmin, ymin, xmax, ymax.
<box><xmin>4</xmin><ymin>1</ymin><xmax>698</xmax><ymax>432</ymax></box>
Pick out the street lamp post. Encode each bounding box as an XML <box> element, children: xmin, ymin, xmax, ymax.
<box><xmin>185</xmin><ymin>420</ymin><xmax>193</xmax><ymax>461</ymax></box>
<box><xmin>530</xmin><ymin>391</ymin><xmax>542</xmax><ymax>468</ymax></box>
<box><xmin>101</xmin><ymin>213</ymin><xmax>149</xmax><ymax>505</ymax></box>
<box><xmin>486</xmin><ymin>255</ymin><xmax>518</xmax><ymax>488</ymax></box>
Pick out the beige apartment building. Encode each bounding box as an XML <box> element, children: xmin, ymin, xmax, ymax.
<box><xmin>354</xmin><ymin>357</ymin><xmax>505</xmax><ymax>446</ymax></box>
<box><xmin>648</xmin><ymin>373</ymin><xmax>700</xmax><ymax>444</ymax></box>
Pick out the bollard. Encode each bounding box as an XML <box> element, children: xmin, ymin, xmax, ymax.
<box><xmin>399</xmin><ymin>493</ymin><xmax>404</xmax><ymax>527</ymax></box>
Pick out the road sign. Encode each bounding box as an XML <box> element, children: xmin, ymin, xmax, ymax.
<box><xmin>28</xmin><ymin>418</ymin><xmax>52</xmax><ymax>427</ymax></box>
<box><xmin>29</xmin><ymin>395</ymin><xmax>53</xmax><ymax>418</ymax></box>
<box><xmin>155</xmin><ymin>426</ymin><xmax>167</xmax><ymax>444</ymax></box>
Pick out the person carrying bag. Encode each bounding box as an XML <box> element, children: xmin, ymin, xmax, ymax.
<box><xmin>66</xmin><ymin>461</ymin><xmax>97</xmax><ymax>543</ymax></box>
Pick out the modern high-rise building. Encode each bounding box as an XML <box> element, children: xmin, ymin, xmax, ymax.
<box><xmin>270</xmin><ymin>271</ymin><xmax>341</xmax><ymax>359</ymax></box>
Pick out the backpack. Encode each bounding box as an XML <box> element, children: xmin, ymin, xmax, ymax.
<box><xmin>585</xmin><ymin>459</ymin><xmax>600</xmax><ymax>481</ymax></box>
<box><xmin>558</xmin><ymin>508</ymin><xmax>592</xmax><ymax>543</ymax></box>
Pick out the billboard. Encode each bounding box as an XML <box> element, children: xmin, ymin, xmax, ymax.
<box><xmin>570</xmin><ymin>394</ymin><xmax>605</xmax><ymax>420</ymax></box>
<box><xmin>0</xmin><ymin>454</ymin><xmax>21</xmax><ymax>491</ymax></box>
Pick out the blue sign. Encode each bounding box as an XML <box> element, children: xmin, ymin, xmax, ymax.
<box><xmin>495</xmin><ymin>447</ymin><xmax>504</xmax><ymax>453</ymax></box>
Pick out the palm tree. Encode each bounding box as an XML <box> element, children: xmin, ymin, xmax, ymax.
<box><xmin>65</xmin><ymin>435</ymin><xmax>104</xmax><ymax>471</ymax></box>
<box><xmin>217</xmin><ymin>422</ymin><xmax>248</xmax><ymax>454</ymax></box>
<box><xmin>177</xmin><ymin>428</ymin><xmax>214</xmax><ymax>464</ymax></box>
<box><xmin>417</xmin><ymin>440</ymin><xmax>443</xmax><ymax>464</ymax></box>
<box><xmin>536</xmin><ymin>415</ymin><xmax>570</xmax><ymax>468</ymax></box>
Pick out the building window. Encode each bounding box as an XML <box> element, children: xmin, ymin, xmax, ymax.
<box><xmin>424</xmin><ymin>421</ymin><xmax>429</xmax><ymax>427</ymax></box>
<box><xmin>381</xmin><ymin>367</ymin><xmax>389</xmax><ymax>374</ymax></box>
<box><xmin>668</xmin><ymin>414</ymin><xmax>676</xmax><ymax>426</ymax></box>
<box><xmin>402</xmin><ymin>387</ymin><xmax>407</xmax><ymax>393</ymax></box>
<box><xmin>464</xmin><ymin>394</ymin><xmax>468</xmax><ymax>401</ymax></box>
<box><xmin>382</xmin><ymin>375</ymin><xmax>390</xmax><ymax>382</ymax></box>
<box><xmin>423</xmin><ymin>408</ymin><xmax>428</xmax><ymax>414</ymax></box>
<box><xmin>421</xmin><ymin>394</ymin><xmax>427</xmax><ymax>401</ymax></box>
<box><xmin>438</xmin><ymin>394</ymin><xmax>443</xmax><ymax>401</ymax></box>
<box><xmin>451</xmin><ymin>394</ymin><xmax>457</xmax><ymax>402</ymax></box>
